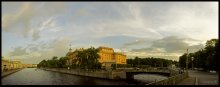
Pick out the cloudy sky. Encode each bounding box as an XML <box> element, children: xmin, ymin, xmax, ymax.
<box><xmin>2</xmin><ymin>2</ymin><xmax>218</xmax><ymax>64</ymax></box>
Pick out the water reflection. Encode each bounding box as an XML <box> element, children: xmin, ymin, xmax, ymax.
<box><xmin>2</xmin><ymin>68</ymin><xmax>128</xmax><ymax>85</ymax></box>
<box><xmin>2</xmin><ymin>68</ymin><xmax>168</xmax><ymax>85</ymax></box>
<box><xmin>134</xmin><ymin>74</ymin><xmax>168</xmax><ymax>83</ymax></box>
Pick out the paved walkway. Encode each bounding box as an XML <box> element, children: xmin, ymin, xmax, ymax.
<box><xmin>177</xmin><ymin>70</ymin><xmax>218</xmax><ymax>85</ymax></box>
<box><xmin>177</xmin><ymin>77</ymin><xmax>195</xmax><ymax>85</ymax></box>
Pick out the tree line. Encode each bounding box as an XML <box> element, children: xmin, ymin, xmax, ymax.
<box><xmin>37</xmin><ymin>56</ymin><xmax>68</xmax><ymax>68</ymax></box>
<box><xmin>179</xmin><ymin>39</ymin><xmax>218</xmax><ymax>71</ymax></box>
<box><xmin>37</xmin><ymin>47</ymin><xmax>102</xmax><ymax>69</ymax></box>
<box><xmin>75</xmin><ymin>47</ymin><xmax>101</xmax><ymax>69</ymax></box>
<box><xmin>126</xmin><ymin>57</ymin><xmax>178</xmax><ymax>68</ymax></box>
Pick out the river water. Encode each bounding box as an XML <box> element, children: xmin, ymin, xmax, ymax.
<box><xmin>1</xmin><ymin>68</ymin><xmax>168</xmax><ymax>85</ymax></box>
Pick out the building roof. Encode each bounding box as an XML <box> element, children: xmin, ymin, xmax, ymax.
<box><xmin>114</xmin><ymin>52</ymin><xmax>126</xmax><ymax>56</ymax></box>
<box><xmin>98</xmin><ymin>46</ymin><xmax>113</xmax><ymax>50</ymax></box>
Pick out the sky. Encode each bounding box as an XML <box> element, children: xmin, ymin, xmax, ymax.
<box><xmin>2</xmin><ymin>2</ymin><xmax>218</xmax><ymax>64</ymax></box>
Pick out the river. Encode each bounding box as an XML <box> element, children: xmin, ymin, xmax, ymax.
<box><xmin>2</xmin><ymin>68</ymin><xmax>168</xmax><ymax>85</ymax></box>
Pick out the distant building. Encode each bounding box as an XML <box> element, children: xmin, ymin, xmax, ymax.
<box><xmin>22</xmin><ymin>64</ymin><xmax>37</xmax><ymax>68</ymax></box>
<box><xmin>12</xmin><ymin>60</ymin><xmax>23</xmax><ymax>69</ymax></box>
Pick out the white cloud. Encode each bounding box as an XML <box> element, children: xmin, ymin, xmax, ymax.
<box><xmin>2</xmin><ymin>2</ymin><xmax>66</xmax><ymax>41</ymax></box>
<box><xmin>2</xmin><ymin>2</ymin><xmax>218</xmax><ymax>63</ymax></box>
<box><xmin>126</xmin><ymin>36</ymin><xmax>205</xmax><ymax>61</ymax></box>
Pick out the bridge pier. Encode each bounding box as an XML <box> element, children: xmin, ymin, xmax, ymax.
<box><xmin>126</xmin><ymin>72</ymin><xmax>135</xmax><ymax>81</ymax></box>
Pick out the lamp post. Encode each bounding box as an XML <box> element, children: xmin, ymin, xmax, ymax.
<box><xmin>191</xmin><ymin>57</ymin><xmax>194</xmax><ymax>70</ymax></box>
<box><xmin>115</xmin><ymin>57</ymin><xmax>117</xmax><ymax>70</ymax></box>
<box><xmin>186</xmin><ymin>49</ymin><xmax>188</xmax><ymax>72</ymax></box>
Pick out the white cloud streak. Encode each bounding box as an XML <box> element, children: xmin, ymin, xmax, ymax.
<box><xmin>2</xmin><ymin>2</ymin><xmax>218</xmax><ymax>63</ymax></box>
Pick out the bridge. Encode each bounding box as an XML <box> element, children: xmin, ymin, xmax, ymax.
<box><xmin>125</xmin><ymin>71</ymin><xmax>170</xmax><ymax>81</ymax></box>
<box><xmin>112</xmin><ymin>68</ymin><xmax>179</xmax><ymax>81</ymax></box>
<box><xmin>41</xmin><ymin>67</ymin><xmax>184</xmax><ymax>85</ymax></box>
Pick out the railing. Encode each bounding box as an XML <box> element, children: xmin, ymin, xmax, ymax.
<box><xmin>146</xmin><ymin>72</ymin><xmax>188</xmax><ymax>85</ymax></box>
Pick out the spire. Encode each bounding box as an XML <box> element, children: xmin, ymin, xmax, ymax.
<box><xmin>69</xmin><ymin>44</ymin><xmax>72</xmax><ymax>52</ymax></box>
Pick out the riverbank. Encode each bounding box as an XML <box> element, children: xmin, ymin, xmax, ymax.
<box><xmin>40</xmin><ymin>68</ymin><xmax>126</xmax><ymax>80</ymax></box>
<box><xmin>2</xmin><ymin>68</ymin><xmax>134</xmax><ymax>85</ymax></box>
<box><xmin>40</xmin><ymin>68</ymin><xmax>175</xmax><ymax>85</ymax></box>
<box><xmin>1</xmin><ymin>68</ymin><xmax>24</xmax><ymax>78</ymax></box>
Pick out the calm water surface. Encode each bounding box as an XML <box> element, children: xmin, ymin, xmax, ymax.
<box><xmin>2</xmin><ymin>68</ymin><xmax>167</xmax><ymax>85</ymax></box>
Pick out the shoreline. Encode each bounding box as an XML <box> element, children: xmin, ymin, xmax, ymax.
<box><xmin>1</xmin><ymin>68</ymin><xmax>24</xmax><ymax>78</ymax></box>
<box><xmin>39</xmin><ymin>68</ymin><xmax>147</xmax><ymax>84</ymax></box>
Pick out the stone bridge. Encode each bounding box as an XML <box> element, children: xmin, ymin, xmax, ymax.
<box><xmin>112</xmin><ymin>68</ymin><xmax>179</xmax><ymax>81</ymax></box>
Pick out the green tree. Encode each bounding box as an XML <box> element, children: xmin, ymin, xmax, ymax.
<box><xmin>76</xmin><ymin>47</ymin><xmax>100</xmax><ymax>69</ymax></box>
<box><xmin>179</xmin><ymin>39</ymin><xmax>218</xmax><ymax>71</ymax></box>
<box><xmin>204</xmin><ymin>39</ymin><xmax>218</xmax><ymax>70</ymax></box>
<box><xmin>58</xmin><ymin>57</ymin><xmax>68</xmax><ymax>68</ymax></box>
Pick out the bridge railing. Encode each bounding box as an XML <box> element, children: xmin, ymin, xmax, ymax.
<box><xmin>146</xmin><ymin>72</ymin><xmax>188</xmax><ymax>85</ymax></box>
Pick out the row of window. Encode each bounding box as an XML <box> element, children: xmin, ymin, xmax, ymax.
<box><xmin>100</xmin><ymin>49</ymin><xmax>114</xmax><ymax>53</ymax></box>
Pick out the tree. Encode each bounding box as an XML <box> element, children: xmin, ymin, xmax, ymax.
<box><xmin>179</xmin><ymin>38</ymin><xmax>218</xmax><ymax>71</ymax></box>
<box><xmin>76</xmin><ymin>47</ymin><xmax>100</xmax><ymax>69</ymax></box>
<box><xmin>179</xmin><ymin>53</ymin><xmax>187</xmax><ymax>68</ymax></box>
<box><xmin>58</xmin><ymin>57</ymin><xmax>68</xmax><ymax>68</ymax></box>
<box><xmin>126</xmin><ymin>57</ymin><xmax>177</xmax><ymax>68</ymax></box>
<box><xmin>204</xmin><ymin>39</ymin><xmax>218</xmax><ymax>70</ymax></box>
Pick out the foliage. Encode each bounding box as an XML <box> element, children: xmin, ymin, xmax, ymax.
<box><xmin>37</xmin><ymin>47</ymin><xmax>101</xmax><ymax>69</ymax></box>
<box><xmin>126</xmin><ymin>56</ymin><xmax>177</xmax><ymax>68</ymax></box>
<box><xmin>76</xmin><ymin>47</ymin><xmax>101</xmax><ymax>69</ymax></box>
<box><xmin>178</xmin><ymin>39</ymin><xmax>218</xmax><ymax>71</ymax></box>
<box><xmin>37</xmin><ymin>56</ymin><xmax>68</xmax><ymax>68</ymax></box>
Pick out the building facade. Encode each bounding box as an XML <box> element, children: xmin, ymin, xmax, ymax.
<box><xmin>114</xmin><ymin>52</ymin><xmax>127</xmax><ymax>64</ymax></box>
<box><xmin>65</xmin><ymin>46</ymin><xmax>127</xmax><ymax>69</ymax></box>
<box><xmin>98</xmin><ymin>47</ymin><xmax>115</xmax><ymax>69</ymax></box>
<box><xmin>22</xmin><ymin>64</ymin><xmax>37</xmax><ymax>68</ymax></box>
<box><xmin>2</xmin><ymin>59</ymin><xmax>11</xmax><ymax>72</ymax></box>
<box><xmin>12</xmin><ymin>60</ymin><xmax>23</xmax><ymax>69</ymax></box>
<box><xmin>98</xmin><ymin>46</ymin><xmax>127</xmax><ymax>69</ymax></box>
<box><xmin>2</xmin><ymin>59</ymin><xmax>23</xmax><ymax>72</ymax></box>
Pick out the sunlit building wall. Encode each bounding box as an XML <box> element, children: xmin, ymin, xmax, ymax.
<box><xmin>98</xmin><ymin>47</ymin><xmax>115</xmax><ymax>69</ymax></box>
<box><xmin>114</xmin><ymin>52</ymin><xmax>127</xmax><ymax>64</ymax></box>
<box><xmin>98</xmin><ymin>46</ymin><xmax>127</xmax><ymax>69</ymax></box>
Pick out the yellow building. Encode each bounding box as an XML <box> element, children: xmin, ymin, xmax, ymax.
<box><xmin>2</xmin><ymin>59</ymin><xmax>23</xmax><ymax>72</ymax></box>
<box><xmin>2</xmin><ymin>59</ymin><xmax>11</xmax><ymax>72</ymax></box>
<box><xmin>98</xmin><ymin>46</ymin><xmax>127</xmax><ymax>69</ymax></box>
<box><xmin>64</xmin><ymin>46</ymin><xmax>127</xmax><ymax>69</ymax></box>
<box><xmin>98</xmin><ymin>47</ymin><xmax>115</xmax><ymax>69</ymax></box>
<box><xmin>22</xmin><ymin>64</ymin><xmax>36</xmax><ymax>68</ymax></box>
<box><xmin>114</xmin><ymin>52</ymin><xmax>127</xmax><ymax>64</ymax></box>
<box><xmin>12</xmin><ymin>60</ymin><xmax>23</xmax><ymax>69</ymax></box>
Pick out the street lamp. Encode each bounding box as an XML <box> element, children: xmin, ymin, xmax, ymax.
<box><xmin>186</xmin><ymin>49</ymin><xmax>188</xmax><ymax>72</ymax></box>
<box><xmin>191</xmin><ymin>57</ymin><xmax>194</xmax><ymax>70</ymax></box>
<box><xmin>115</xmin><ymin>57</ymin><xmax>117</xmax><ymax>70</ymax></box>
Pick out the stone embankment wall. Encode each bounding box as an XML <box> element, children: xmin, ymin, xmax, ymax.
<box><xmin>2</xmin><ymin>68</ymin><xmax>24</xmax><ymax>77</ymax></box>
<box><xmin>41</xmin><ymin>68</ymin><xmax>125</xmax><ymax>80</ymax></box>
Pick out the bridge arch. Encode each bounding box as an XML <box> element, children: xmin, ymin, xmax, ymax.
<box><xmin>126</xmin><ymin>72</ymin><xmax>170</xmax><ymax>81</ymax></box>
